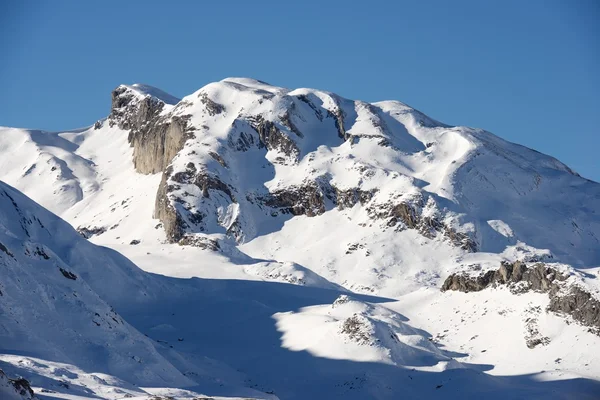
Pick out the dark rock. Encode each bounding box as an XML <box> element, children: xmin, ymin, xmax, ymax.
<box><xmin>442</xmin><ymin>261</ymin><xmax>599</xmax><ymax>334</ymax></box>
<box><xmin>267</xmin><ymin>182</ymin><xmax>325</xmax><ymax>217</ymax></box>
<box><xmin>178</xmin><ymin>235</ymin><xmax>220</xmax><ymax>251</ymax></box>
<box><xmin>77</xmin><ymin>226</ymin><xmax>106</xmax><ymax>239</ymax></box>
<box><xmin>340</xmin><ymin>314</ymin><xmax>372</xmax><ymax>345</ymax></box>
<box><xmin>198</xmin><ymin>92</ymin><xmax>224</xmax><ymax>116</ymax></box>
<box><xmin>0</xmin><ymin>241</ymin><xmax>14</xmax><ymax>258</ymax></box>
<box><xmin>441</xmin><ymin>270</ymin><xmax>495</xmax><ymax>292</ymax></box>
<box><xmin>248</xmin><ymin>115</ymin><xmax>300</xmax><ymax>162</ymax></box>
<box><xmin>108</xmin><ymin>86</ymin><xmax>194</xmax><ymax>175</ymax></box>
<box><xmin>59</xmin><ymin>268</ymin><xmax>77</xmax><ymax>280</ymax></box>
<box><xmin>548</xmin><ymin>286</ymin><xmax>600</xmax><ymax>334</ymax></box>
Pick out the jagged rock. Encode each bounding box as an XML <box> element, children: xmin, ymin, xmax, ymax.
<box><xmin>333</xmin><ymin>187</ymin><xmax>377</xmax><ymax>210</ymax></box>
<box><xmin>0</xmin><ymin>369</ymin><xmax>35</xmax><ymax>399</ymax></box>
<box><xmin>441</xmin><ymin>270</ymin><xmax>496</xmax><ymax>293</ymax></box>
<box><xmin>0</xmin><ymin>241</ymin><xmax>14</xmax><ymax>258</ymax></box>
<box><xmin>369</xmin><ymin>200</ymin><xmax>477</xmax><ymax>252</ymax></box>
<box><xmin>59</xmin><ymin>267</ymin><xmax>77</xmax><ymax>280</ymax></box>
<box><xmin>154</xmin><ymin>168</ymin><xmax>186</xmax><ymax>242</ymax></box>
<box><xmin>549</xmin><ymin>286</ymin><xmax>600</xmax><ymax>334</ymax></box>
<box><xmin>332</xmin><ymin>295</ymin><xmax>351</xmax><ymax>308</ymax></box>
<box><xmin>178</xmin><ymin>235</ymin><xmax>220</xmax><ymax>251</ymax></box>
<box><xmin>442</xmin><ymin>261</ymin><xmax>599</xmax><ymax>334</ymax></box>
<box><xmin>340</xmin><ymin>314</ymin><xmax>373</xmax><ymax>345</ymax></box>
<box><xmin>198</xmin><ymin>92</ymin><xmax>224</xmax><ymax>116</ymax></box>
<box><xmin>129</xmin><ymin>115</ymin><xmax>193</xmax><ymax>174</ymax></box>
<box><xmin>248</xmin><ymin>115</ymin><xmax>300</xmax><ymax>162</ymax></box>
<box><xmin>108</xmin><ymin>86</ymin><xmax>193</xmax><ymax>175</ymax></box>
<box><xmin>77</xmin><ymin>226</ymin><xmax>106</xmax><ymax>239</ymax></box>
<box><xmin>267</xmin><ymin>183</ymin><xmax>325</xmax><ymax>217</ymax></box>
<box><xmin>280</xmin><ymin>110</ymin><xmax>304</xmax><ymax>138</ymax></box>
<box><xmin>326</xmin><ymin>104</ymin><xmax>347</xmax><ymax>140</ymax></box>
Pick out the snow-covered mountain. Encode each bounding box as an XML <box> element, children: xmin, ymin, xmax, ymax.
<box><xmin>1</xmin><ymin>78</ymin><xmax>600</xmax><ymax>399</ymax></box>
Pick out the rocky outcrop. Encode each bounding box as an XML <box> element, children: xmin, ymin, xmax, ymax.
<box><xmin>549</xmin><ymin>286</ymin><xmax>600</xmax><ymax>333</ymax></box>
<box><xmin>441</xmin><ymin>261</ymin><xmax>568</xmax><ymax>293</ymax></box>
<box><xmin>154</xmin><ymin>169</ymin><xmax>185</xmax><ymax>242</ymax></box>
<box><xmin>325</xmin><ymin>100</ymin><xmax>348</xmax><ymax>140</ymax></box>
<box><xmin>108</xmin><ymin>86</ymin><xmax>193</xmax><ymax>174</ymax></box>
<box><xmin>154</xmin><ymin>160</ymin><xmax>237</xmax><ymax>243</ymax></box>
<box><xmin>248</xmin><ymin>115</ymin><xmax>300</xmax><ymax>162</ymax></box>
<box><xmin>442</xmin><ymin>261</ymin><xmax>600</xmax><ymax>334</ymax></box>
<box><xmin>76</xmin><ymin>226</ymin><xmax>106</xmax><ymax>239</ymax></box>
<box><xmin>340</xmin><ymin>314</ymin><xmax>374</xmax><ymax>345</ymax></box>
<box><xmin>267</xmin><ymin>182</ymin><xmax>326</xmax><ymax>217</ymax></box>
<box><xmin>0</xmin><ymin>369</ymin><xmax>35</xmax><ymax>399</ymax></box>
<box><xmin>129</xmin><ymin>115</ymin><xmax>193</xmax><ymax>174</ymax></box>
<box><xmin>197</xmin><ymin>92</ymin><xmax>224</xmax><ymax>116</ymax></box>
<box><xmin>369</xmin><ymin>200</ymin><xmax>477</xmax><ymax>252</ymax></box>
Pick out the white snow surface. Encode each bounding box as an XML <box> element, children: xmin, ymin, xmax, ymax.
<box><xmin>0</xmin><ymin>77</ymin><xmax>599</xmax><ymax>399</ymax></box>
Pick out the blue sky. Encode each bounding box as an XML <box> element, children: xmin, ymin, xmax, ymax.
<box><xmin>1</xmin><ymin>0</ymin><xmax>598</xmax><ymax>181</ymax></box>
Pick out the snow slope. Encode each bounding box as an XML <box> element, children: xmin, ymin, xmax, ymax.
<box><xmin>1</xmin><ymin>78</ymin><xmax>600</xmax><ymax>398</ymax></box>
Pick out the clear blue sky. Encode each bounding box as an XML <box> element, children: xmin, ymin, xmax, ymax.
<box><xmin>1</xmin><ymin>0</ymin><xmax>598</xmax><ymax>181</ymax></box>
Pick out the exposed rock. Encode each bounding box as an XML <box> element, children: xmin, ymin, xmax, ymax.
<box><xmin>441</xmin><ymin>262</ymin><xmax>568</xmax><ymax>293</ymax></box>
<box><xmin>524</xmin><ymin>306</ymin><xmax>550</xmax><ymax>348</ymax></box>
<box><xmin>129</xmin><ymin>115</ymin><xmax>193</xmax><ymax>174</ymax></box>
<box><xmin>195</xmin><ymin>173</ymin><xmax>234</xmax><ymax>201</ymax></box>
<box><xmin>248</xmin><ymin>115</ymin><xmax>300</xmax><ymax>162</ymax></box>
<box><xmin>332</xmin><ymin>187</ymin><xmax>377</xmax><ymax>210</ymax></box>
<box><xmin>108</xmin><ymin>85</ymin><xmax>194</xmax><ymax>174</ymax></box>
<box><xmin>77</xmin><ymin>226</ymin><xmax>106</xmax><ymax>239</ymax></box>
<box><xmin>59</xmin><ymin>267</ymin><xmax>77</xmax><ymax>280</ymax></box>
<box><xmin>549</xmin><ymin>286</ymin><xmax>600</xmax><ymax>334</ymax></box>
<box><xmin>198</xmin><ymin>92</ymin><xmax>224</xmax><ymax>116</ymax></box>
<box><xmin>326</xmin><ymin>103</ymin><xmax>348</xmax><ymax>140</ymax></box>
<box><xmin>340</xmin><ymin>314</ymin><xmax>373</xmax><ymax>345</ymax></box>
<box><xmin>266</xmin><ymin>182</ymin><xmax>325</xmax><ymax>217</ymax></box>
<box><xmin>280</xmin><ymin>110</ymin><xmax>304</xmax><ymax>138</ymax></box>
<box><xmin>442</xmin><ymin>261</ymin><xmax>599</xmax><ymax>334</ymax></box>
<box><xmin>441</xmin><ymin>270</ymin><xmax>496</xmax><ymax>293</ymax></box>
<box><xmin>208</xmin><ymin>151</ymin><xmax>228</xmax><ymax>168</ymax></box>
<box><xmin>0</xmin><ymin>369</ymin><xmax>35</xmax><ymax>399</ymax></box>
<box><xmin>0</xmin><ymin>241</ymin><xmax>14</xmax><ymax>258</ymax></box>
<box><xmin>155</xmin><ymin>162</ymin><xmax>236</xmax><ymax>243</ymax></box>
<box><xmin>332</xmin><ymin>294</ymin><xmax>351</xmax><ymax>308</ymax></box>
<box><xmin>154</xmin><ymin>168</ymin><xmax>185</xmax><ymax>242</ymax></box>
<box><xmin>369</xmin><ymin>200</ymin><xmax>477</xmax><ymax>252</ymax></box>
<box><xmin>178</xmin><ymin>235</ymin><xmax>220</xmax><ymax>251</ymax></box>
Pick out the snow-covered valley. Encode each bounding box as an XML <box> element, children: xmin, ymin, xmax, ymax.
<box><xmin>0</xmin><ymin>78</ymin><xmax>599</xmax><ymax>399</ymax></box>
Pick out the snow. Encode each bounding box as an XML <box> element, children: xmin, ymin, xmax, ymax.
<box><xmin>0</xmin><ymin>77</ymin><xmax>599</xmax><ymax>399</ymax></box>
<box><xmin>121</xmin><ymin>83</ymin><xmax>181</xmax><ymax>105</ymax></box>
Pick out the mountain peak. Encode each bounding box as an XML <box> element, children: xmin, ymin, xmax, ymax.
<box><xmin>117</xmin><ymin>83</ymin><xmax>180</xmax><ymax>105</ymax></box>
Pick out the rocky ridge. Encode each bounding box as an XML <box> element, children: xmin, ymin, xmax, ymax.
<box><xmin>442</xmin><ymin>261</ymin><xmax>600</xmax><ymax>335</ymax></box>
<box><xmin>0</xmin><ymin>369</ymin><xmax>35</xmax><ymax>400</ymax></box>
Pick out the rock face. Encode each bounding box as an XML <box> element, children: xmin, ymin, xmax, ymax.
<box><xmin>103</xmin><ymin>80</ymin><xmax>484</xmax><ymax>250</ymax></box>
<box><xmin>548</xmin><ymin>286</ymin><xmax>600</xmax><ymax>333</ymax></box>
<box><xmin>0</xmin><ymin>369</ymin><xmax>35</xmax><ymax>400</ymax></box>
<box><xmin>100</xmin><ymin>78</ymin><xmax>600</xmax><ymax>272</ymax></box>
<box><xmin>108</xmin><ymin>85</ymin><xmax>191</xmax><ymax>175</ymax></box>
<box><xmin>442</xmin><ymin>261</ymin><xmax>600</xmax><ymax>334</ymax></box>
